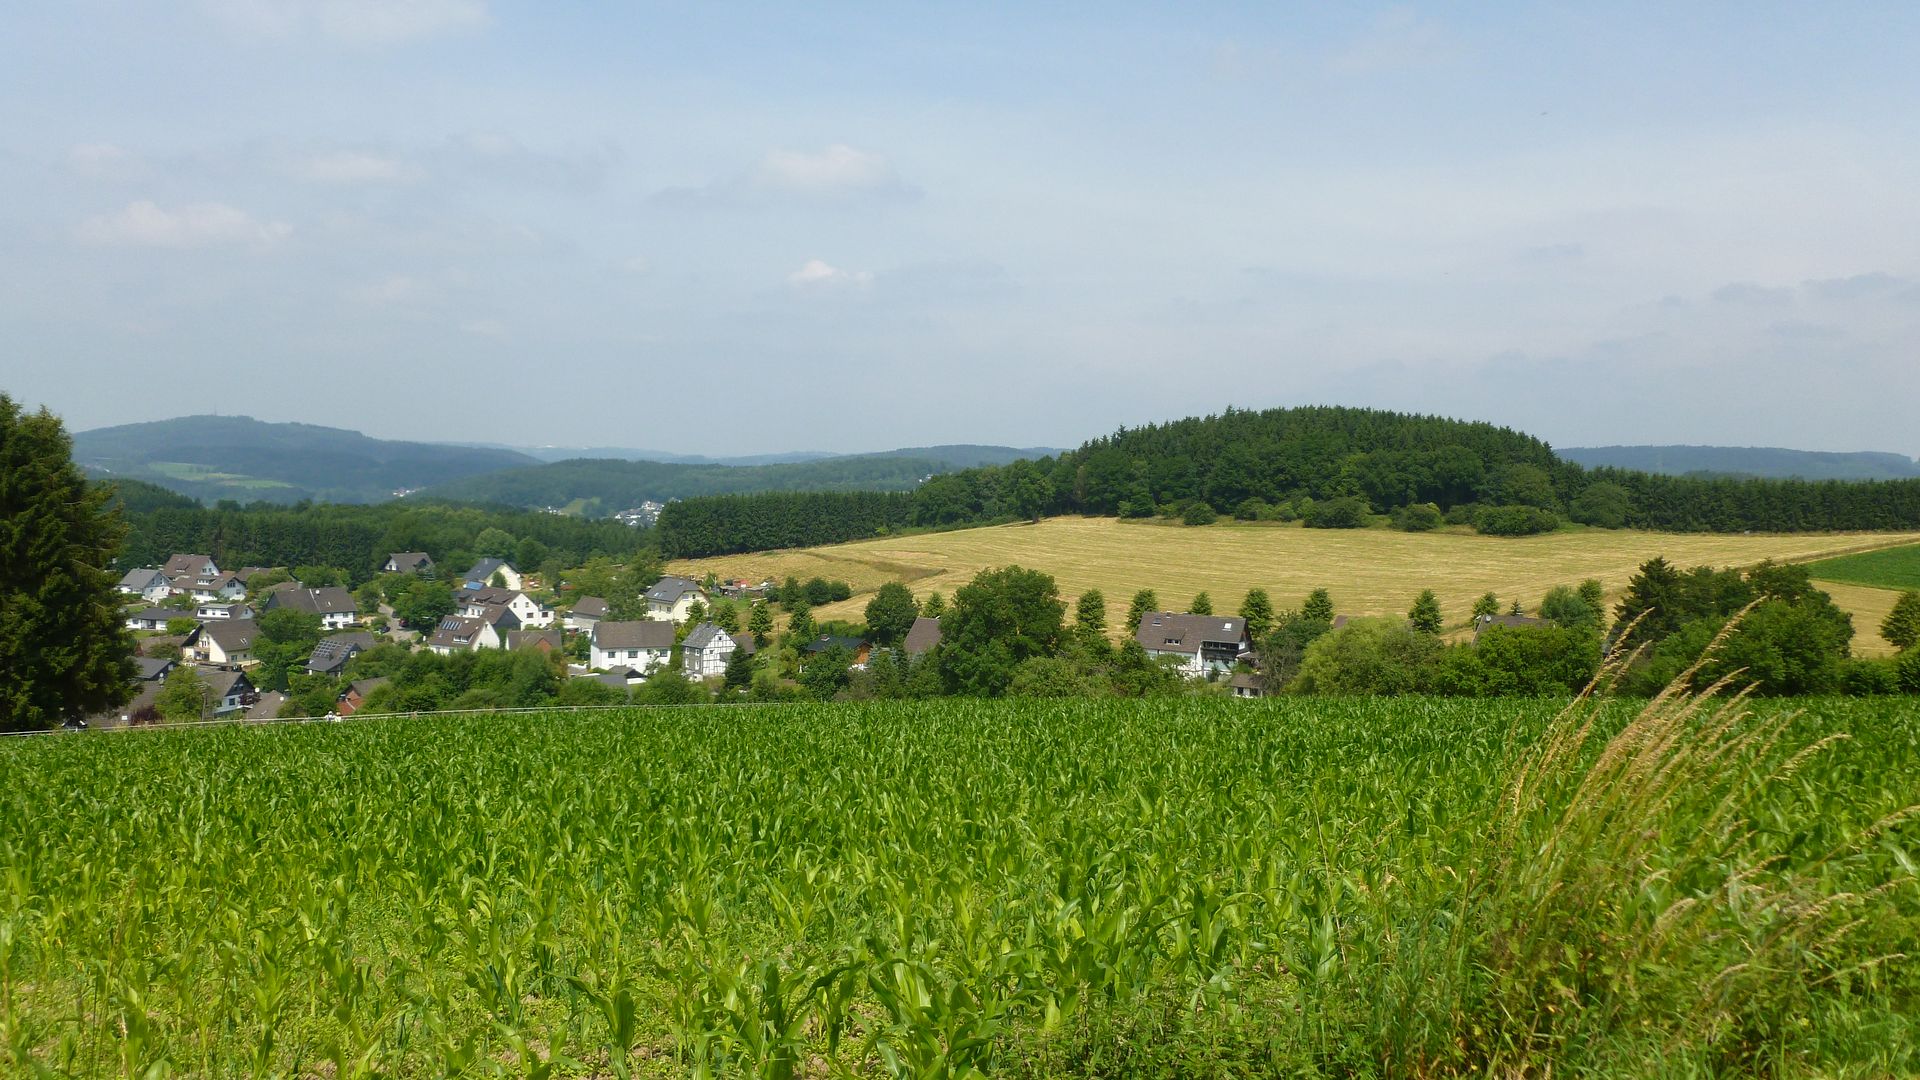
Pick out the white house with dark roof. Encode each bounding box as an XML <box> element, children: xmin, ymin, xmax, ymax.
<box><xmin>196</xmin><ymin>601</ymin><xmax>254</xmax><ymax>621</ymax></box>
<box><xmin>1134</xmin><ymin>612</ymin><xmax>1250</xmax><ymax>678</ymax></box>
<box><xmin>425</xmin><ymin>615</ymin><xmax>501</xmax><ymax>655</ymax></box>
<box><xmin>459</xmin><ymin>586</ymin><xmax>552</xmax><ymax>628</ymax></box>
<box><xmin>195</xmin><ymin>667</ymin><xmax>258</xmax><ymax>715</ymax></box>
<box><xmin>181</xmin><ymin>574</ymin><xmax>247</xmax><ymax>603</ymax></box>
<box><xmin>565</xmin><ymin>596</ymin><xmax>609</xmax><ymax>631</ymax></box>
<box><xmin>644</xmin><ymin>576</ymin><xmax>706</xmax><ymax>623</ymax></box>
<box><xmin>305</xmin><ymin>632</ymin><xmax>377</xmax><ymax>676</ymax></box>
<box><xmin>463</xmin><ymin>558</ymin><xmax>524</xmax><ymax>591</ymax></box>
<box><xmin>126</xmin><ymin>607</ymin><xmax>195</xmax><ymax>632</ymax></box>
<box><xmin>681</xmin><ymin>623</ymin><xmax>751</xmax><ymax>679</ymax></box>
<box><xmin>163</xmin><ymin>554</ymin><xmax>219</xmax><ymax>580</ymax></box>
<box><xmin>118</xmin><ymin>568</ymin><xmax>173</xmax><ymax>604</ymax></box>
<box><xmin>590</xmin><ymin>620</ymin><xmax>675</xmax><ymax>674</ymax></box>
<box><xmin>383</xmin><ymin>552</ymin><xmax>436</xmax><ymax>575</ymax></box>
<box><xmin>263</xmin><ymin>583</ymin><xmax>358</xmax><ymax>629</ymax></box>
<box><xmin>182</xmin><ymin>619</ymin><xmax>260</xmax><ymax>666</ymax></box>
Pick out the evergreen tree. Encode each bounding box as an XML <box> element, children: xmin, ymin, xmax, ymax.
<box><xmin>1126</xmin><ymin>589</ymin><xmax>1158</xmax><ymax>633</ymax></box>
<box><xmin>723</xmin><ymin>647</ymin><xmax>753</xmax><ymax>691</ymax></box>
<box><xmin>1074</xmin><ymin>589</ymin><xmax>1107</xmax><ymax>641</ymax></box>
<box><xmin>920</xmin><ymin>592</ymin><xmax>947</xmax><ymax>619</ymax></box>
<box><xmin>1471</xmin><ymin>592</ymin><xmax>1501</xmax><ymax>620</ymax></box>
<box><xmin>787</xmin><ymin>602</ymin><xmax>815</xmax><ymax>643</ymax></box>
<box><xmin>1883</xmin><ymin>590</ymin><xmax>1920</xmax><ymax>651</ymax></box>
<box><xmin>748</xmin><ymin>602</ymin><xmax>775</xmax><ymax>648</ymax></box>
<box><xmin>1190</xmin><ymin>591</ymin><xmax>1213</xmax><ymax>615</ymax></box>
<box><xmin>1238</xmin><ymin>588</ymin><xmax>1275</xmax><ymax>642</ymax></box>
<box><xmin>1</xmin><ymin>396</ymin><xmax>135</xmax><ymax>731</ymax></box>
<box><xmin>1508</xmin><ymin>599</ymin><xmax>1525</xmax><ymax>616</ymax></box>
<box><xmin>712</xmin><ymin>599</ymin><xmax>740</xmax><ymax>634</ymax></box>
<box><xmin>863</xmin><ymin>582</ymin><xmax>920</xmax><ymax>646</ymax></box>
<box><xmin>1576</xmin><ymin>579</ymin><xmax>1606</xmax><ymax>609</ymax></box>
<box><xmin>1302</xmin><ymin>588</ymin><xmax>1335</xmax><ymax>624</ymax></box>
<box><xmin>1408</xmin><ymin>590</ymin><xmax>1443</xmax><ymax>635</ymax></box>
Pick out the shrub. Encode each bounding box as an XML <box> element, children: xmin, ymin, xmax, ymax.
<box><xmin>1232</xmin><ymin>497</ymin><xmax>1268</xmax><ymax>521</ymax></box>
<box><xmin>1302</xmin><ymin>496</ymin><xmax>1370</xmax><ymax>529</ymax></box>
<box><xmin>1475</xmin><ymin>505</ymin><xmax>1560</xmax><ymax>536</ymax></box>
<box><xmin>1182</xmin><ymin>502</ymin><xmax>1218</xmax><ymax>526</ymax></box>
<box><xmin>1444</xmin><ymin>502</ymin><xmax>1480</xmax><ymax>526</ymax></box>
<box><xmin>1838</xmin><ymin>657</ymin><xmax>1899</xmax><ymax>696</ymax></box>
<box><xmin>1292</xmin><ymin>617</ymin><xmax>1442</xmax><ymax>694</ymax></box>
<box><xmin>1569</xmin><ymin>481</ymin><xmax>1632</xmax><ymax>528</ymax></box>
<box><xmin>1393</xmin><ymin>502</ymin><xmax>1443</xmax><ymax>532</ymax></box>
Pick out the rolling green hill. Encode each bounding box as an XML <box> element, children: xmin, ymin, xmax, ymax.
<box><xmin>73</xmin><ymin>416</ymin><xmax>539</xmax><ymax>505</ymax></box>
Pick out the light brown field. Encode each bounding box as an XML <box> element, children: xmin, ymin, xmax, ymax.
<box><xmin>669</xmin><ymin>516</ymin><xmax>1920</xmax><ymax>642</ymax></box>
<box><xmin>1811</xmin><ymin>580</ymin><xmax>1902</xmax><ymax>657</ymax></box>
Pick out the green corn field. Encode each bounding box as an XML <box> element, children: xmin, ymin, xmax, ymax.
<box><xmin>2</xmin><ymin>695</ymin><xmax>1916</xmax><ymax>1077</ymax></box>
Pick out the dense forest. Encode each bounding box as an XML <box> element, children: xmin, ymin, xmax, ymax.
<box><xmin>655</xmin><ymin>491</ymin><xmax>918</xmax><ymax>558</ymax></box>
<box><xmin>109</xmin><ymin>490</ymin><xmax>650</xmax><ymax>585</ymax></box>
<box><xmin>656</xmin><ymin>406</ymin><xmax>1920</xmax><ymax>556</ymax></box>
<box><xmin>419</xmin><ymin>454</ymin><xmax>945</xmax><ymax>511</ymax></box>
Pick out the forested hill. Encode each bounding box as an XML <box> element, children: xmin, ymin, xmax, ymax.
<box><xmin>659</xmin><ymin>405</ymin><xmax>1920</xmax><ymax>556</ymax></box>
<box><xmin>73</xmin><ymin>416</ymin><xmax>538</xmax><ymax>505</ymax></box>
<box><xmin>419</xmin><ymin>454</ymin><xmax>949</xmax><ymax>511</ymax></box>
<box><xmin>1562</xmin><ymin>445</ymin><xmax>1920</xmax><ymax>481</ymax></box>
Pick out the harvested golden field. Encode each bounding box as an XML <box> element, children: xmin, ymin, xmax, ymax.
<box><xmin>1812</xmin><ymin>580</ymin><xmax>1903</xmax><ymax>657</ymax></box>
<box><xmin>669</xmin><ymin>516</ymin><xmax>1920</xmax><ymax>637</ymax></box>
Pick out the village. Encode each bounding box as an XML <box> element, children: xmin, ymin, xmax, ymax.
<box><xmin>104</xmin><ymin>546</ymin><xmax>1408</xmax><ymax>724</ymax></box>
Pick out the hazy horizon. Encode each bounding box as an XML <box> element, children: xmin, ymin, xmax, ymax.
<box><xmin>6</xmin><ymin>4</ymin><xmax>1919</xmax><ymax>456</ymax></box>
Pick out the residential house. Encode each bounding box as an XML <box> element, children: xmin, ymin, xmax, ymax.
<box><xmin>681</xmin><ymin>623</ymin><xmax>752</xmax><ymax>679</ymax></box>
<box><xmin>613</xmin><ymin>501</ymin><xmax>664</xmax><ymax>528</ymax></box>
<box><xmin>263</xmin><ymin>583</ymin><xmax>359</xmax><ymax>629</ymax></box>
<box><xmin>305</xmin><ymin>631</ymin><xmax>378</xmax><ymax>677</ymax></box>
<box><xmin>234</xmin><ymin>566</ymin><xmax>278</xmax><ymax>584</ymax></box>
<box><xmin>589</xmin><ymin>620</ymin><xmax>675</xmax><ymax>675</ymax></box>
<box><xmin>902</xmin><ymin>617</ymin><xmax>943</xmax><ymax>658</ymax></box>
<box><xmin>1229</xmin><ymin>673</ymin><xmax>1267</xmax><ymax>699</ymax></box>
<box><xmin>644</xmin><ymin>576</ymin><xmax>707</xmax><ymax>623</ymax></box>
<box><xmin>132</xmin><ymin>656</ymin><xmax>177</xmax><ymax>683</ymax></box>
<box><xmin>182</xmin><ymin>619</ymin><xmax>260</xmax><ymax>666</ymax></box>
<box><xmin>163</xmin><ymin>554</ymin><xmax>219</xmax><ymax>580</ymax></box>
<box><xmin>1134</xmin><ymin>612</ymin><xmax>1250</xmax><ymax>678</ymax></box>
<box><xmin>463</xmin><ymin>558</ymin><xmax>524</xmax><ymax>591</ymax></box>
<box><xmin>565</xmin><ymin>596</ymin><xmax>609</xmax><ymax>631</ymax></box>
<box><xmin>196</xmin><ymin>601</ymin><xmax>254</xmax><ymax>621</ymax></box>
<box><xmin>118</xmin><ymin>568</ymin><xmax>173</xmax><ymax>604</ymax></box>
<box><xmin>182</xmin><ymin>573</ymin><xmax>247</xmax><ymax>603</ymax></box>
<box><xmin>245</xmin><ymin>692</ymin><xmax>287</xmax><ymax>721</ymax></box>
<box><xmin>126</xmin><ymin>607</ymin><xmax>194</xmax><ymax>632</ymax></box>
<box><xmin>383</xmin><ymin>552</ymin><xmax>436</xmax><ymax>576</ymax></box>
<box><xmin>506</xmin><ymin>628</ymin><xmax>563</xmax><ymax>653</ymax></box>
<box><xmin>425</xmin><ymin>616</ymin><xmax>501</xmax><ymax>655</ymax></box>
<box><xmin>803</xmin><ymin>635</ymin><xmax>871</xmax><ymax>669</ymax></box>
<box><xmin>196</xmin><ymin>667</ymin><xmax>258</xmax><ymax>715</ymax></box>
<box><xmin>460</xmin><ymin>586</ymin><xmax>552</xmax><ymax>628</ymax></box>
<box><xmin>337</xmin><ymin>677</ymin><xmax>387</xmax><ymax>716</ymax></box>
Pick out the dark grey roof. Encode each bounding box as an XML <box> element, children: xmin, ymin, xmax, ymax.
<box><xmin>571</xmin><ymin>596</ymin><xmax>609</xmax><ymax>618</ymax></box>
<box><xmin>197</xmin><ymin>667</ymin><xmax>254</xmax><ymax>699</ymax></box>
<box><xmin>472</xmin><ymin>603</ymin><xmax>520</xmax><ymax>629</ymax></box>
<box><xmin>1134</xmin><ymin>612</ymin><xmax>1248</xmax><ymax>653</ymax></box>
<box><xmin>266</xmin><ymin>583</ymin><xmax>356</xmax><ymax>615</ymax></box>
<box><xmin>464</xmin><ymin>557</ymin><xmax>515</xmax><ymax>583</ymax></box>
<box><xmin>593</xmin><ymin>620</ymin><xmax>676</xmax><ymax>650</ymax></box>
<box><xmin>644</xmin><ymin>576</ymin><xmax>703</xmax><ymax>604</ymax></box>
<box><xmin>345</xmin><ymin>676</ymin><xmax>388</xmax><ymax>699</ymax></box>
<box><xmin>131</xmin><ymin>607</ymin><xmax>195</xmax><ymax>624</ymax></box>
<box><xmin>506</xmin><ymin>629</ymin><xmax>562</xmax><ymax>651</ymax></box>
<box><xmin>306</xmin><ymin>632</ymin><xmax>375</xmax><ymax>674</ymax></box>
<box><xmin>426</xmin><ymin>616</ymin><xmax>488</xmax><ymax>650</ymax></box>
<box><xmin>121</xmin><ymin>568</ymin><xmax>166</xmax><ymax>588</ymax></box>
<box><xmin>1474</xmin><ymin>614</ymin><xmax>1552</xmax><ymax>639</ymax></box>
<box><xmin>902</xmin><ymin>616</ymin><xmax>942</xmax><ymax>656</ymax></box>
<box><xmin>804</xmin><ymin>635</ymin><xmax>867</xmax><ymax>654</ymax></box>
<box><xmin>132</xmin><ymin>656</ymin><xmax>176</xmax><ymax>681</ymax></box>
<box><xmin>163</xmin><ymin>554</ymin><xmax>215</xmax><ymax>577</ymax></box>
<box><xmin>386</xmin><ymin>552</ymin><xmax>433</xmax><ymax>571</ymax></box>
<box><xmin>194</xmin><ymin>619</ymin><xmax>259</xmax><ymax>652</ymax></box>
<box><xmin>245</xmin><ymin>692</ymin><xmax>286</xmax><ymax>720</ymax></box>
<box><xmin>681</xmin><ymin>622</ymin><xmax>723</xmax><ymax>650</ymax></box>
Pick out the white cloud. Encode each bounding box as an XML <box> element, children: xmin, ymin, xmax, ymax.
<box><xmin>293</xmin><ymin>150</ymin><xmax>420</xmax><ymax>183</ymax></box>
<box><xmin>201</xmin><ymin>0</ymin><xmax>489</xmax><ymax>46</ymax></box>
<box><xmin>76</xmin><ymin>200</ymin><xmax>292</xmax><ymax>248</ymax></box>
<box><xmin>754</xmin><ymin>144</ymin><xmax>906</xmax><ymax>195</ymax></box>
<box><xmin>788</xmin><ymin>259</ymin><xmax>873</xmax><ymax>288</ymax></box>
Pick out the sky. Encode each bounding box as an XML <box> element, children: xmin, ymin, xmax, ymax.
<box><xmin>4</xmin><ymin>2</ymin><xmax>1919</xmax><ymax>456</ymax></box>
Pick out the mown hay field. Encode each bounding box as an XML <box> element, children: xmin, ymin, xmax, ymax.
<box><xmin>670</xmin><ymin>516</ymin><xmax>1920</xmax><ymax>651</ymax></box>
<box><xmin>4</xmin><ymin>697</ymin><xmax>1915</xmax><ymax>1077</ymax></box>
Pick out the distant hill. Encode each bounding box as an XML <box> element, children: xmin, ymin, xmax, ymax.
<box><xmin>1561</xmin><ymin>445</ymin><xmax>1920</xmax><ymax>482</ymax></box>
<box><xmin>418</xmin><ymin>454</ymin><xmax>973</xmax><ymax>513</ymax></box>
<box><xmin>73</xmin><ymin>416</ymin><xmax>539</xmax><ymax>505</ymax></box>
<box><xmin>453</xmin><ymin>442</ymin><xmax>1065</xmax><ymax>469</ymax></box>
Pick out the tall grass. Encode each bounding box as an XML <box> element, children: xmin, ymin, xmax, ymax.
<box><xmin>1373</xmin><ymin>623</ymin><xmax>1919</xmax><ymax>1075</ymax></box>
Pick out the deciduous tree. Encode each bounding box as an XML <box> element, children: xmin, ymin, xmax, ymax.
<box><xmin>1238</xmin><ymin>588</ymin><xmax>1275</xmax><ymax>642</ymax></box>
<box><xmin>864</xmin><ymin>582</ymin><xmax>920</xmax><ymax>646</ymax></box>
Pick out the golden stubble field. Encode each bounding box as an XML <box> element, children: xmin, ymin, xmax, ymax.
<box><xmin>669</xmin><ymin>517</ymin><xmax>1920</xmax><ymax>655</ymax></box>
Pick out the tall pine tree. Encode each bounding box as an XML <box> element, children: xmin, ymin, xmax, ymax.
<box><xmin>1</xmin><ymin>396</ymin><xmax>135</xmax><ymax>730</ymax></box>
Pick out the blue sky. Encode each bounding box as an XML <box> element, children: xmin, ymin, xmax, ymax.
<box><xmin>5</xmin><ymin>2</ymin><xmax>1919</xmax><ymax>454</ymax></box>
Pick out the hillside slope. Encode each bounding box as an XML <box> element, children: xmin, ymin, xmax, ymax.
<box><xmin>418</xmin><ymin>454</ymin><xmax>959</xmax><ymax>512</ymax></box>
<box><xmin>1562</xmin><ymin>445</ymin><xmax>1920</xmax><ymax>481</ymax></box>
<box><xmin>73</xmin><ymin>416</ymin><xmax>538</xmax><ymax>504</ymax></box>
